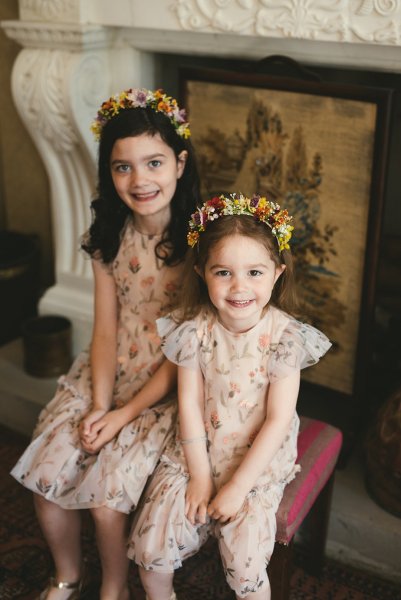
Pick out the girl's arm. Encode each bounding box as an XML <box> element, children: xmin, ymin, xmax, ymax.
<box><xmin>208</xmin><ymin>370</ymin><xmax>300</xmax><ymax>522</ymax></box>
<box><xmin>81</xmin><ymin>358</ymin><xmax>177</xmax><ymax>452</ymax></box>
<box><xmin>80</xmin><ymin>259</ymin><xmax>118</xmax><ymax>439</ymax></box>
<box><xmin>179</xmin><ymin>364</ymin><xmax>214</xmax><ymax>525</ymax></box>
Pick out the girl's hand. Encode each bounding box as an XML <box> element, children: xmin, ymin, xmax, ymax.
<box><xmin>185</xmin><ymin>475</ymin><xmax>215</xmax><ymax>526</ymax></box>
<box><xmin>79</xmin><ymin>408</ymin><xmax>107</xmax><ymax>442</ymax></box>
<box><xmin>80</xmin><ymin>409</ymin><xmax>126</xmax><ymax>454</ymax></box>
<box><xmin>207</xmin><ymin>481</ymin><xmax>246</xmax><ymax>523</ymax></box>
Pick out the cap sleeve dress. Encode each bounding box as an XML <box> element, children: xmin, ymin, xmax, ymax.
<box><xmin>129</xmin><ymin>306</ymin><xmax>331</xmax><ymax>596</ymax></box>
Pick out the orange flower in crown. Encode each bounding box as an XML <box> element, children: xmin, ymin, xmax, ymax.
<box><xmin>91</xmin><ymin>88</ymin><xmax>191</xmax><ymax>140</ymax></box>
<box><xmin>187</xmin><ymin>193</ymin><xmax>294</xmax><ymax>252</ymax></box>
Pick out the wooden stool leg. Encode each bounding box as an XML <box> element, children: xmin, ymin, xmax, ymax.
<box><xmin>299</xmin><ymin>471</ymin><xmax>335</xmax><ymax>575</ymax></box>
<box><xmin>268</xmin><ymin>538</ymin><xmax>294</xmax><ymax>600</ymax></box>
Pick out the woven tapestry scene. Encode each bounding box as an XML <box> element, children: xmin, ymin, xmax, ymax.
<box><xmin>1</xmin><ymin>426</ymin><xmax>400</xmax><ymax>600</ymax></box>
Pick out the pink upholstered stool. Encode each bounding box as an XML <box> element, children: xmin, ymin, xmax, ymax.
<box><xmin>268</xmin><ymin>416</ymin><xmax>343</xmax><ymax>600</ymax></box>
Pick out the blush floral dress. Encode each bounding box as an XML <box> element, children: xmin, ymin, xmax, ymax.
<box><xmin>11</xmin><ymin>218</ymin><xmax>183</xmax><ymax>513</ymax></box>
<box><xmin>129</xmin><ymin>306</ymin><xmax>331</xmax><ymax>597</ymax></box>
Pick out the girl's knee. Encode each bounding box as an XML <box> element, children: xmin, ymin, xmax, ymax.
<box><xmin>90</xmin><ymin>505</ymin><xmax>128</xmax><ymax>526</ymax></box>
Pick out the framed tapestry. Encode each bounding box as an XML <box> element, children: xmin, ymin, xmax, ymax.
<box><xmin>180</xmin><ymin>65</ymin><xmax>392</xmax><ymax>400</ymax></box>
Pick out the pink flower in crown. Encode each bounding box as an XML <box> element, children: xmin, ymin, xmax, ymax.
<box><xmin>172</xmin><ymin>106</ymin><xmax>187</xmax><ymax>124</ymax></box>
<box><xmin>127</xmin><ymin>89</ymin><xmax>147</xmax><ymax>107</ymax></box>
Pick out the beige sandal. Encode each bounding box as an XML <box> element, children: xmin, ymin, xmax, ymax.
<box><xmin>38</xmin><ymin>574</ymin><xmax>84</xmax><ymax>600</ymax></box>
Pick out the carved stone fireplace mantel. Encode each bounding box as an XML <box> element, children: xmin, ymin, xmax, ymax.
<box><xmin>2</xmin><ymin>0</ymin><xmax>401</xmax><ymax>352</ymax></box>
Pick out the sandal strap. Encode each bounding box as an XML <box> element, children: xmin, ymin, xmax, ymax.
<box><xmin>49</xmin><ymin>576</ymin><xmax>80</xmax><ymax>590</ymax></box>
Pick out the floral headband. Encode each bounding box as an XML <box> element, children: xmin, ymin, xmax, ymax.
<box><xmin>187</xmin><ymin>193</ymin><xmax>294</xmax><ymax>252</ymax></box>
<box><xmin>91</xmin><ymin>88</ymin><xmax>191</xmax><ymax>141</ymax></box>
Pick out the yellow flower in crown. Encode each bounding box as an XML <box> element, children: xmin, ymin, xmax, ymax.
<box><xmin>187</xmin><ymin>193</ymin><xmax>294</xmax><ymax>252</ymax></box>
<box><xmin>91</xmin><ymin>88</ymin><xmax>191</xmax><ymax>140</ymax></box>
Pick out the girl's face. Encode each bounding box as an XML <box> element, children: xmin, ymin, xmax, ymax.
<box><xmin>201</xmin><ymin>234</ymin><xmax>285</xmax><ymax>334</ymax></box>
<box><xmin>110</xmin><ymin>133</ymin><xmax>187</xmax><ymax>233</ymax></box>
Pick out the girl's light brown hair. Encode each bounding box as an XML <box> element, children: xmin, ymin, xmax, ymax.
<box><xmin>174</xmin><ymin>215</ymin><xmax>298</xmax><ymax>323</ymax></box>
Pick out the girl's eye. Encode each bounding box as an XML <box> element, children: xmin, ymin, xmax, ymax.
<box><xmin>149</xmin><ymin>159</ymin><xmax>161</xmax><ymax>168</ymax></box>
<box><xmin>249</xmin><ymin>270</ymin><xmax>262</xmax><ymax>277</ymax></box>
<box><xmin>215</xmin><ymin>270</ymin><xmax>230</xmax><ymax>277</ymax></box>
<box><xmin>114</xmin><ymin>164</ymin><xmax>131</xmax><ymax>173</ymax></box>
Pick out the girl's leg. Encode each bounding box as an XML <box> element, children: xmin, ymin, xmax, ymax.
<box><xmin>139</xmin><ymin>566</ymin><xmax>175</xmax><ymax>600</ymax></box>
<box><xmin>90</xmin><ymin>506</ymin><xmax>130</xmax><ymax>600</ymax></box>
<box><xmin>34</xmin><ymin>493</ymin><xmax>83</xmax><ymax>600</ymax></box>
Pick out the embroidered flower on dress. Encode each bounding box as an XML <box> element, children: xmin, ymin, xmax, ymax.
<box><xmin>210</xmin><ymin>411</ymin><xmax>222</xmax><ymax>429</ymax></box>
<box><xmin>128</xmin><ymin>256</ymin><xmax>141</xmax><ymax>274</ymax></box>
<box><xmin>140</xmin><ymin>276</ymin><xmax>155</xmax><ymax>287</ymax></box>
<box><xmin>129</xmin><ymin>343</ymin><xmax>138</xmax><ymax>359</ymax></box>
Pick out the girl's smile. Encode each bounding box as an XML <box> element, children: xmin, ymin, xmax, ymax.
<box><xmin>202</xmin><ymin>234</ymin><xmax>285</xmax><ymax>334</ymax></box>
<box><xmin>111</xmin><ymin>133</ymin><xmax>187</xmax><ymax>234</ymax></box>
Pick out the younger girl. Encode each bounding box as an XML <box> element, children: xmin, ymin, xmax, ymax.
<box><xmin>129</xmin><ymin>193</ymin><xmax>331</xmax><ymax>600</ymax></box>
<box><xmin>11</xmin><ymin>88</ymin><xmax>200</xmax><ymax>600</ymax></box>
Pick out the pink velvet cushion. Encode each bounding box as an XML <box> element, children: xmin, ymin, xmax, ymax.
<box><xmin>275</xmin><ymin>416</ymin><xmax>343</xmax><ymax>544</ymax></box>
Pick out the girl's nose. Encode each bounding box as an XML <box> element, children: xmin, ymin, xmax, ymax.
<box><xmin>130</xmin><ymin>168</ymin><xmax>147</xmax><ymax>187</ymax></box>
<box><xmin>230</xmin><ymin>276</ymin><xmax>246</xmax><ymax>292</ymax></box>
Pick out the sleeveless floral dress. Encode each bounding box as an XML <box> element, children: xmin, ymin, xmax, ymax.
<box><xmin>11</xmin><ymin>218</ymin><xmax>183</xmax><ymax>513</ymax></box>
<box><xmin>129</xmin><ymin>306</ymin><xmax>331</xmax><ymax>597</ymax></box>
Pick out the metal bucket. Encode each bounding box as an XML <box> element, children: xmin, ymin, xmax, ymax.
<box><xmin>22</xmin><ymin>315</ymin><xmax>72</xmax><ymax>378</ymax></box>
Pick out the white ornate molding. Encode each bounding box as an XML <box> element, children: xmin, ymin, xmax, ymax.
<box><xmin>171</xmin><ymin>0</ymin><xmax>401</xmax><ymax>44</ymax></box>
<box><xmin>2</xmin><ymin>20</ymin><xmax>113</xmax><ymax>49</ymax></box>
<box><xmin>20</xmin><ymin>0</ymin><xmax>82</xmax><ymax>23</ymax></box>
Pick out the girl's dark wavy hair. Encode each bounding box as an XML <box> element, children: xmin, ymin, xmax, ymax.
<box><xmin>81</xmin><ymin>107</ymin><xmax>201</xmax><ymax>265</ymax></box>
<box><xmin>175</xmin><ymin>215</ymin><xmax>299</xmax><ymax>322</ymax></box>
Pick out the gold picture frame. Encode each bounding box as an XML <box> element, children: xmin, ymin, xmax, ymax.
<box><xmin>181</xmin><ymin>65</ymin><xmax>392</xmax><ymax>400</ymax></box>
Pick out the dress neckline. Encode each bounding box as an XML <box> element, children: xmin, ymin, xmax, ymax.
<box><xmin>128</xmin><ymin>217</ymin><xmax>164</xmax><ymax>239</ymax></box>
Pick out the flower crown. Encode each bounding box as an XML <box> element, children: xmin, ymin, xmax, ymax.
<box><xmin>91</xmin><ymin>88</ymin><xmax>191</xmax><ymax>141</ymax></box>
<box><xmin>187</xmin><ymin>193</ymin><xmax>294</xmax><ymax>252</ymax></box>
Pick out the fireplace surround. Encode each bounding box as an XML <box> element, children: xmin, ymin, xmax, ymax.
<box><xmin>2</xmin><ymin>0</ymin><xmax>401</xmax><ymax>353</ymax></box>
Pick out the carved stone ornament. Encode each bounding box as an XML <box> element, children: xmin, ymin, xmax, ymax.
<box><xmin>20</xmin><ymin>0</ymin><xmax>78</xmax><ymax>21</ymax></box>
<box><xmin>2</xmin><ymin>21</ymin><xmax>111</xmax><ymax>51</ymax></box>
<box><xmin>172</xmin><ymin>0</ymin><xmax>401</xmax><ymax>44</ymax></box>
<box><xmin>15</xmin><ymin>49</ymin><xmax>77</xmax><ymax>152</ymax></box>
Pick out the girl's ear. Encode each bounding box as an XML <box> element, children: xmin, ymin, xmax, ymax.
<box><xmin>194</xmin><ymin>264</ymin><xmax>204</xmax><ymax>280</ymax></box>
<box><xmin>176</xmin><ymin>150</ymin><xmax>188</xmax><ymax>179</ymax></box>
<box><xmin>274</xmin><ymin>263</ymin><xmax>286</xmax><ymax>285</ymax></box>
